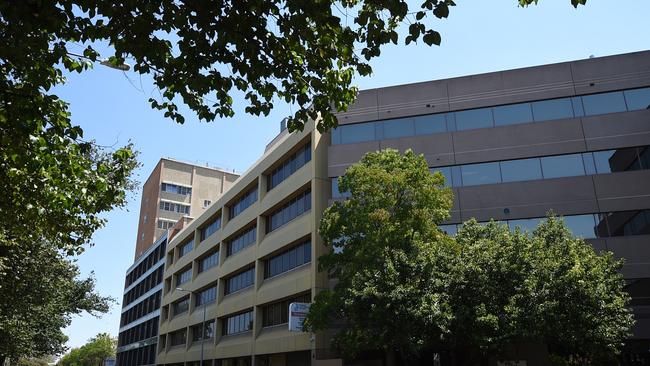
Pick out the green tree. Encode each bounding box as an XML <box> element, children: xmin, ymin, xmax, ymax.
<box><xmin>1</xmin><ymin>0</ymin><xmax>586</xmax><ymax>132</ymax></box>
<box><xmin>57</xmin><ymin>333</ymin><xmax>116</xmax><ymax>366</ymax></box>
<box><xmin>305</xmin><ymin>149</ymin><xmax>633</xmax><ymax>365</ymax></box>
<box><xmin>15</xmin><ymin>356</ymin><xmax>54</xmax><ymax>366</ymax></box>
<box><xmin>305</xmin><ymin>149</ymin><xmax>456</xmax><ymax>362</ymax></box>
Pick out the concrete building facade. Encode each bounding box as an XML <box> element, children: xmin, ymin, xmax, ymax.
<box><xmin>134</xmin><ymin>158</ymin><xmax>240</xmax><ymax>259</ymax></box>
<box><xmin>152</xmin><ymin>50</ymin><xmax>649</xmax><ymax>366</ymax></box>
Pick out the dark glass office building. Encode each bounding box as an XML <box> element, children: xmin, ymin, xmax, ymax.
<box><xmin>116</xmin><ymin>233</ymin><xmax>167</xmax><ymax>366</ymax></box>
<box><xmin>329</xmin><ymin>50</ymin><xmax>650</xmax><ymax>364</ymax></box>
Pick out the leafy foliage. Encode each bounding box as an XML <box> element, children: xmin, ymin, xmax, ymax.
<box><xmin>57</xmin><ymin>333</ymin><xmax>116</xmax><ymax>366</ymax></box>
<box><xmin>1</xmin><ymin>0</ymin><xmax>587</xmax><ymax>132</ymax></box>
<box><xmin>306</xmin><ymin>149</ymin><xmax>633</xmax><ymax>364</ymax></box>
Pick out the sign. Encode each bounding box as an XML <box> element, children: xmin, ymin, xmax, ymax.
<box><xmin>288</xmin><ymin>302</ymin><xmax>310</xmax><ymax>332</ymax></box>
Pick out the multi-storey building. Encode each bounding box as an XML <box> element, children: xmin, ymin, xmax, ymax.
<box><xmin>117</xmin><ymin>233</ymin><xmax>168</xmax><ymax>366</ymax></box>
<box><xmin>134</xmin><ymin>158</ymin><xmax>240</xmax><ymax>259</ymax></box>
<box><xmin>155</xmin><ymin>50</ymin><xmax>650</xmax><ymax>366</ymax></box>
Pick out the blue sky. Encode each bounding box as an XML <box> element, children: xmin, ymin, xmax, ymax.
<box><xmin>58</xmin><ymin>0</ymin><xmax>650</xmax><ymax>349</ymax></box>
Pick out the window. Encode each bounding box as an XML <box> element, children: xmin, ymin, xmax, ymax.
<box><xmin>169</xmin><ymin>329</ymin><xmax>186</xmax><ymax>347</ymax></box>
<box><xmin>172</xmin><ymin>297</ymin><xmax>189</xmax><ymax>317</ymax></box>
<box><xmin>222</xmin><ymin>310</ymin><xmax>253</xmax><ymax>335</ymax></box>
<box><xmin>508</xmin><ymin>218</ymin><xmax>543</xmax><ymax>233</ymax></box>
<box><xmin>500</xmin><ymin>158</ymin><xmax>542</xmax><ymax>183</ymax></box>
<box><xmin>195</xmin><ymin>285</ymin><xmax>217</xmax><ymax>306</ymax></box>
<box><xmin>383</xmin><ymin>118</ymin><xmax>414</xmax><ymax>139</ymax></box>
<box><xmin>261</xmin><ymin>293</ymin><xmax>311</xmax><ymax>327</ymax></box>
<box><xmin>602</xmin><ymin>210</ymin><xmax>650</xmax><ymax>237</ymax></box>
<box><xmin>161</xmin><ymin>182</ymin><xmax>193</xmax><ymax>196</ymax></box>
<box><xmin>159</xmin><ymin>201</ymin><xmax>191</xmax><ymax>215</ymax></box>
<box><xmin>563</xmin><ymin>215</ymin><xmax>598</xmax><ymax>238</ymax></box>
<box><xmin>460</xmin><ymin>162</ymin><xmax>501</xmax><ymax>186</ymax></box>
<box><xmin>198</xmin><ymin>250</ymin><xmax>219</xmax><ymax>273</ymax></box>
<box><xmin>413</xmin><ymin>114</ymin><xmax>447</xmax><ymax>135</ymax></box>
<box><xmin>581</xmin><ymin>91</ymin><xmax>627</xmax><ymax>116</ymax></box>
<box><xmin>226</xmin><ymin>225</ymin><xmax>257</xmax><ymax>257</ymax></box>
<box><xmin>229</xmin><ymin>186</ymin><xmax>258</xmax><ymax>219</ymax></box>
<box><xmin>267</xmin><ymin>143</ymin><xmax>312</xmax><ymax>190</ymax></box>
<box><xmin>266</xmin><ymin>190</ymin><xmax>311</xmax><ymax>232</ymax></box>
<box><xmin>454</xmin><ymin>107</ymin><xmax>493</xmax><ymax>131</ymax></box>
<box><xmin>203</xmin><ymin>200</ymin><xmax>211</xmax><ymax>208</ymax></box>
<box><xmin>438</xmin><ymin>224</ymin><xmax>458</xmax><ymax>236</ymax></box>
<box><xmin>178</xmin><ymin>239</ymin><xmax>193</xmax><ymax>258</ymax></box>
<box><xmin>493</xmin><ymin>103</ymin><xmax>533</xmax><ymax>126</ymax></box>
<box><xmin>191</xmin><ymin>320</ymin><xmax>215</xmax><ymax>342</ymax></box>
<box><xmin>224</xmin><ymin>267</ymin><xmax>255</xmax><ymax>295</ymax></box>
<box><xmin>264</xmin><ymin>240</ymin><xmax>311</xmax><ymax>279</ymax></box>
<box><xmin>339</xmin><ymin>122</ymin><xmax>377</xmax><ymax>144</ymax></box>
<box><xmin>531</xmin><ymin>98</ymin><xmax>575</xmax><ymax>122</ymax></box>
<box><xmin>624</xmin><ymin>87</ymin><xmax>650</xmax><ymax>111</ymax></box>
<box><xmin>200</xmin><ymin>215</ymin><xmax>221</xmax><ymax>242</ymax></box>
<box><xmin>157</xmin><ymin>219</ymin><xmax>175</xmax><ymax>230</ymax></box>
<box><xmin>176</xmin><ymin>268</ymin><xmax>191</xmax><ymax>286</ymax></box>
<box><xmin>540</xmin><ymin>154</ymin><xmax>585</xmax><ymax>179</ymax></box>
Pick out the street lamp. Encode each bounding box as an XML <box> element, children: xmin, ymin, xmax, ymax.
<box><xmin>176</xmin><ymin>287</ymin><xmax>207</xmax><ymax>366</ymax></box>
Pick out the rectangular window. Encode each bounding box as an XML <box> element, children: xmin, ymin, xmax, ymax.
<box><xmin>261</xmin><ymin>293</ymin><xmax>311</xmax><ymax>327</ymax></box>
<box><xmin>602</xmin><ymin>210</ymin><xmax>650</xmax><ymax>237</ymax></box>
<box><xmin>226</xmin><ymin>225</ymin><xmax>257</xmax><ymax>257</ymax></box>
<box><xmin>507</xmin><ymin>218</ymin><xmax>543</xmax><ymax>233</ymax></box>
<box><xmin>267</xmin><ymin>143</ymin><xmax>312</xmax><ymax>191</ymax></box>
<box><xmin>331</xmin><ymin>178</ymin><xmax>351</xmax><ymax>199</ymax></box>
<box><xmin>264</xmin><ymin>240</ymin><xmax>311</xmax><ymax>279</ymax></box>
<box><xmin>176</xmin><ymin>268</ymin><xmax>191</xmax><ymax>286</ymax></box>
<box><xmin>500</xmin><ymin>158</ymin><xmax>543</xmax><ymax>183</ymax></box>
<box><xmin>161</xmin><ymin>183</ymin><xmax>192</xmax><ymax>196</ymax></box>
<box><xmin>195</xmin><ymin>285</ymin><xmax>217</xmax><ymax>306</ymax></box>
<box><xmin>460</xmin><ymin>162</ymin><xmax>501</xmax><ymax>186</ymax></box>
<box><xmin>224</xmin><ymin>267</ymin><xmax>255</xmax><ymax>295</ymax></box>
<box><xmin>493</xmin><ymin>103</ymin><xmax>533</xmax><ymax>126</ymax></box>
<box><xmin>229</xmin><ymin>186</ymin><xmax>258</xmax><ymax>219</ymax></box>
<box><xmin>531</xmin><ymin>98</ymin><xmax>575</xmax><ymax>122</ymax></box>
<box><xmin>172</xmin><ymin>297</ymin><xmax>189</xmax><ymax>317</ymax></box>
<box><xmin>413</xmin><ymin>114</ymin><xmax>447</xmax><ymax>135</ymax></box>
<box><xmin>169</xmin><ymin>329</ymin><xmax>186</xmax><ymax>347</ymax></box>
<box><xmin>200</xmin><ymin>215</ymin><xmax>221</xmax><ymax>242</ymax></box>
<box><xmin>157</xmin><ymin>219</ymin><xmax>175</xmax><ymax>230</ymax></box>
<box><xmin>222</xmin><ymin>310</ymin><xmax>253</xmax><ymax>335</ymax></box>
<box><xmin>430</xmin><ymin>167</ymin><xmax>452</xmax><ymax>187</ymax></box>
<box><xmin>563</xmin><ymin>214</ymin><xmax>598</xmax><ymax>239</ymax></box>
<box><xmin>198</xmin><ymin>250</ymin><xmax>219</xmax><ymax>273</ymax></box>
<box><xmin>266</xmin><ymin>190</ymin><xmax>311</xmax><ymax>233</ymax></box>
<box><xmin>190</xmin><ymin>320</ymin><xmax>215</xmax><ymax>342</ymax></box>
<box><xmin>581</xmin><ymin>91</ymin><xmax>627</xmax><ymax>116</ymax></box>
<box><xmin>339</xmin><ymin>122</ymin><xmax>377</xmax><ymax>144</ymax></box>
<box><xmin>159</xmin><ymin>201</ymin><xmax>190</xmax><ymax>214</ymax></box>
<box><xmin>178</xmin><ymin>239</ymin><xmax>193</xmax><ymax>258</ymax></box>
<box><xmin>383</xmin><ymin>118</ymin><xmax>415</xmax><ymax>139</ymax></box>
<box><xmin>438</xmin><ymin>224</ymin><xmax>458</xmax><ymax>236</ymax></box>
<box><xmin>454</xmin><ymin>107</ymin><xmax>494</xmax><ymax>131</ymax></box>
<box><xmin>624</xmin><ymin>87</ymin><xmax>650</xmax><ymax>111</ymax></box>
<box><xmin>540</xmin><ymin>154</ymin><xmax>585</xmax><ymax>179</ymax></box>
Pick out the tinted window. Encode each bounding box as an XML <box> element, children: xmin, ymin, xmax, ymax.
<box><xmin>455</xmin><ymin>108</ymin><xmax>493</xmax><ymax>131</ymax></box>
<box><xmin>331</xmin><ymin>128</ymin><xmax>341</xmax><ymax>145</ymax></box>
<box><xmin>460</xmin><ymin>162</ymin><xmax>501</xmax><ymax>186</ymax></box>
<box><xmin>593</xmin><ymin>148</ymin><xmax>642</xmax><ymax>174</ymax></box>
<box><xmin>430</xmin><ymin>167</ymin><xmax>452</xmax><ymax>187</ymax></box>
<box><xmin>571</xmin><ymin>97</ymin><xmax>585</xmax><ymax>117</ymax></box>
<box><xmin>500</xmin><ymin>158</ymin><xmax>542</xmax><ymax>182</ymax></box>
<box><xmin>624</xmin><ymin>87</ymin><xmax>650</xmax><ymax>111</ymax></box>
<box><xmin>563</xmin><ymin>215</ymin><xmax>597</xmax><ymax>239</ymax></box>
<box><xmin>508</xmin><ymin>218</ymin><xmax>542</xmax><ymax>233</ymax></box>
<box><xmin>383</xmin><ymin>118</ymin><xmax>414</xmax><ymax>139</ymax></box>
<box><xmin>531</xmin><ymin>98</ymin><xmax>574</xmax><ymax>122</ymax></box>
<box><xmin>332</xmin><ymin>178</ymin><xmax>351</xmax><ymax>198</ymax></box>
<box><xmin>540</xmin><ymin>154</ymin><xmax>585</xmax><ymax>179</ymax></box>
<box><xmin>493</xmin><ymin>103</ymin><xmax>533</xmax><ymax>126</ymax></box>
<box><xmin>581</xmin><ymin>91</ymin><xmax>627</xmax><ymax>116</ymax></box>
<box><xmin>413</xmin><ymin>114</ymin><xmax>447</xmax><ymax>135</ymax></box>
<box><xmin>438</xmin><ymin>224</ymin><xmax>458</xmax><ymax>236</ymax></box>
<box><xmin>340</xmin><ymin>123</ymin><xmax>376</xmax><ymax>144</ymax></box>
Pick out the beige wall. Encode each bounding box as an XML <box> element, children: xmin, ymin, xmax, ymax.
<box><xmin>156</xmin><ymin>121</ymin><xmax>337</xmax><ymax>365</ymax></box>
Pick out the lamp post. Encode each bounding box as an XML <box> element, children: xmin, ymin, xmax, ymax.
<box><xmin>176</xmin><ymin>287</ymin><xmax>207</xmax><ymax>366</ymax></box>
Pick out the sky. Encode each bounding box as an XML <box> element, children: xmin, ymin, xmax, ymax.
<box><xmin>57</xmin><ymin>0</ymin><xmax>650</xmax><ymax>349</ymax></box>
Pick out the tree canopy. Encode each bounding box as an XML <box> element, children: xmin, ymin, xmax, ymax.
<box><xmin>305</xmin><ymin>149</ymin><xmax>633</xmax><ymax>365</ymax></box>
<box><xmin>57</xmin><ymin>333</ymin><xmax>116</xmax><ymax>366</ymax></box>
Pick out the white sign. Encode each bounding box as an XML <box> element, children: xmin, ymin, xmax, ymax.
<box><xmin>288</xmin><ymin>302</ymin><xmax>310</xmax><ymax>332</ymax></box>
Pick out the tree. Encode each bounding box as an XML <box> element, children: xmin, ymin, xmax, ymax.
<box><xmin>305</xmin><ymin>149</ymin><xmax>633</xmax><ymax>365</ymax></box>
<box><xmin>57</xmin><ymin>333</ymin><xmax>116</xmax><ymax>366</ymax></box>
<box><xmin>1</xmin><ymin>0</ymin><xmax>586</xmax><ymax>132</ymax></box>
<box><xmin>304</xmin><ymin>149</ymin><xmax>456</xmax><ymax>362</ymax></box>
